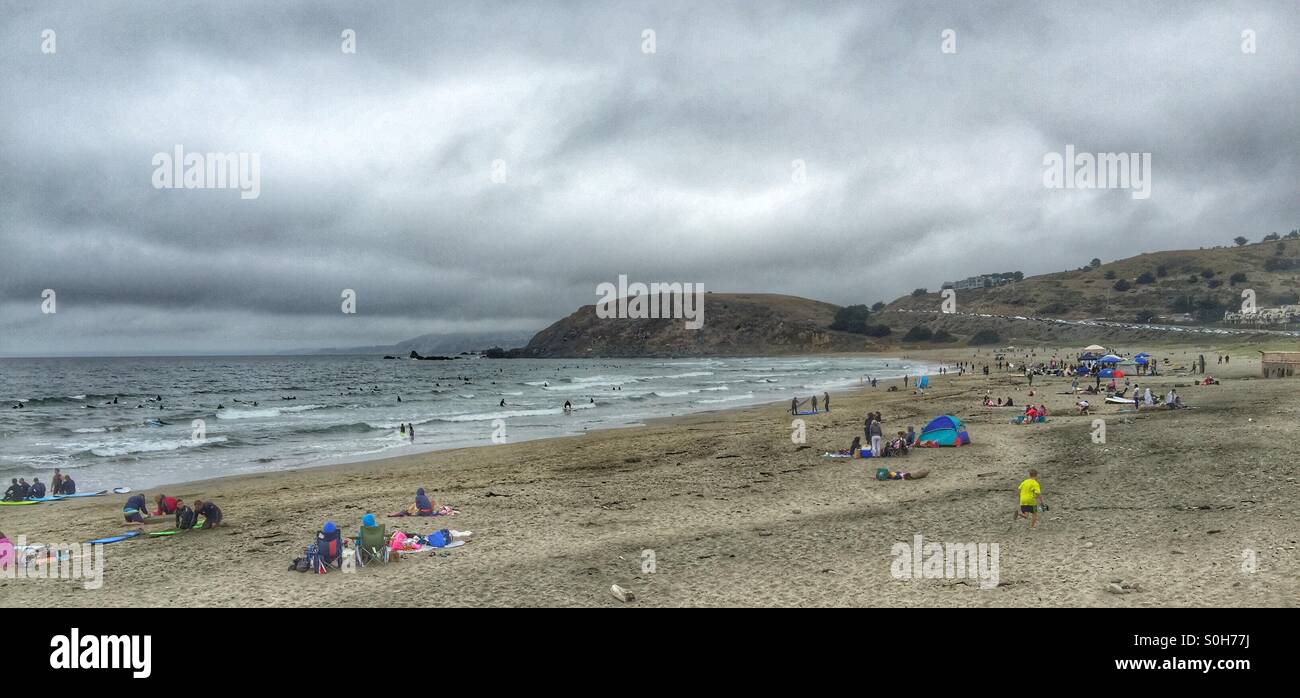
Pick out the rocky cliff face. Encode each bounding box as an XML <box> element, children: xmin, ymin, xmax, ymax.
<box><xmin>504</xmin><ymin>293</ymin><xmax>875</xmax><ymax>358</ymax></box>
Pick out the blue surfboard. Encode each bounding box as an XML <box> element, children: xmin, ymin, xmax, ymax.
<box><xmin>87</xmin><ymin>530</ymin><xmax>142</xmax><ymax>545</ymax></box>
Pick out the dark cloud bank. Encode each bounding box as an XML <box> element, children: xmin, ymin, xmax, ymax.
<box><xmin>1</xmin><ymin>1</ymin><xmax>1296</xmax><ymax>355</ymax></box>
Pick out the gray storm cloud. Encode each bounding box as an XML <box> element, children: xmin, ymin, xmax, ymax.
<box><xmin>1</xmin><ymin>0</ymin><xmax>1296</xmax><ymax>355</ymax></box>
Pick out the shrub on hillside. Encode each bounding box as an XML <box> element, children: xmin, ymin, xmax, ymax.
<box><xmin>1104</xmin><ymin>270</ymin><xmax>1117</xmax><ymax>280</ymax></box>
<box><xmin>1113</xmin><ymin>279</ymin><xmax>1131</xmax><ymax>291</ymax></box>
<box><xmin>864</xmin><ymin>324</ymin><xmax>892</xmax><ymax>338</ymax></box>
<box><xmin>830</xmin><ymin>304</ymin><xmax>872</xmax><ymax>333</ymax></box>
<box><xmin>968</xmin><ymin>329</ymin><xmax>1001</xmax><ymax>346</ymax></box>
<box><xmin>1229</xmin><ymin>272</ymin><xmax>1248</xmax><ymax>285</ymax></box>
<box><xmin>931</xmin><ymin>329</ymin><xmax>957</xmax><ymax>343</ymax></box>
<box><xmin>911</xmin><ymin>288</ymin><xmax>928</xmax><ymax>297</ymax></box>
<box><xmin>903</xmin><ymin>326</ymin><xmax>933</xmax><ymax>342</ymax></box>
<box><xmin>1136</xmin><ymin>272</ymin><xmax>1156</xmax><ymax>284</ymax></box>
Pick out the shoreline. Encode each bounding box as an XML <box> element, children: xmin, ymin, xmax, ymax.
<box><xmin>3</xmin><ymin>344</ymin><xmax>1295</xmax><ymax>607</ymax></box>
<box><xmin>6</xmin><ymin>353</ymin><xmax>944</xmax><ymax>494</ymax></box>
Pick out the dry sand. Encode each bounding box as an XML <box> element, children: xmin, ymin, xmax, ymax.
<box><xmin>2</xmin><ymin>345</ymin><xmax>1297</xmax><ymax>607</ymax></box>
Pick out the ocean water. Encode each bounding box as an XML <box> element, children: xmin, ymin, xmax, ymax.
<box><xmin>0</xmin><ymin>355</ymin><xmax>929</xmax><ymax>490</ymax></box>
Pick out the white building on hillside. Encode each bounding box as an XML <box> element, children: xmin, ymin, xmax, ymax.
<box><xmin>1221</xmin><ymin>304</ymin><xmax>1300</xmax><ymax>326</ymax></box>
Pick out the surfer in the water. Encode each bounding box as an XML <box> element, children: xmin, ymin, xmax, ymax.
<box><xmin>500</xmin><ymin>399</ymin><xmax>506</xmax><ymax>407</ymax></box>
<box><xmin>563</xmin><ymin>400</ymin><xmax>572</xmax><ymax>413</ymax></box>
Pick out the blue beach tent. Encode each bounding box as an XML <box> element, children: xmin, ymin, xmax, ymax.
<box><xmin>918</xmin><ymin>414</ymin><xmax>970</xmax><ymax>447</ymax></box>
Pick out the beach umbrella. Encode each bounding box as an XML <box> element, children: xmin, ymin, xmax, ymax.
<box><xmin>1097</xmin><ymin>354</ymin><xmax>1123</xmax><ymax>363</ymax></box>
<box><xmin>1083</xmin><ymin>344</ymin><xmax>1106</xmax><ymax>353</ymax></box>
<box><xmin>1134</xmin><ymin>356</ymin><xmax>1150</xmax><ymax>365</ymax></box>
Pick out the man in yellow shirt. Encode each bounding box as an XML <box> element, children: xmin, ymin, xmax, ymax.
<box><xmin>1015</xmin><ymin>469</ymin><xmax>1043</xmax><ymax>528</ymax></box>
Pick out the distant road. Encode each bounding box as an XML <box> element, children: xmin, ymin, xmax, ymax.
<box><xmin>890</xmin><ymin>308</ymin><xmax>1300</xmax><ymax>338</ymax></box>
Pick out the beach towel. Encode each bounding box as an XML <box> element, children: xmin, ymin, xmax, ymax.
<box><xmin>387</xmin><ymin>505</ymin><xmax>457</xmax><ymax>518</ymax></box>
<box><xmin>388</xmin><ymin>530</ymin><xmax>423</xmax><ymax>552</ymax></box>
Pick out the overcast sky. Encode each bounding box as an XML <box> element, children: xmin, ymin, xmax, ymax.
<box><xmin>1</xmin><ymin>1</ymin><xmax>1296</xmax><ymax>356</ymax></box>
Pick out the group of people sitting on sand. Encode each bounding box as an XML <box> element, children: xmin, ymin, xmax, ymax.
<box><xmin>122</xmin><ymin>492</ymin><xmax>223</xmax><ymax>530</ymax></box>
<box><xmin>293</xmin><ymin>491</ymin><xmax>468</xmax><ymax>573</ymax></box>
<box><xmin>3</xmin><ymin>469</ymin><xmax>78</xmax><ymax>501</ymax></box>
<box><xmin>1020</xmin><ymin>404</ymin><xmax>1048</xmax><ymax>424</ymax></box>
<box><xmin>981</xmin><ymin>395</ymin><xmax>1016</xmax><ymax>407</ymax></box>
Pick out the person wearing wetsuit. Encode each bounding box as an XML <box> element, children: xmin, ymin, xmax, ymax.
<box><xmin>60</xmin><ymin>475</ymin><xmax>76</xmax><ymax>495</ymax></box>
<box><xmin>194</xmin><ymin>500</ymin><xmax>222</xmax><ymax>529</ymax></box>
<box><xmin>153</xmin><ymin>494</ymin><xmax>179</xmax><ymax>516</ymax></box>
<box><xmin>2</xmin><ymin>479</ymin><xmax>18</xmax><ymax>501</ymax></box>
<box><xmin>123</xmin><ymin>493</ymin><xmax>149</xmax><ymax>523</ymax></box>
<box><xmin>30</xmin><ymin>478</ymin><xmax>45</xmax><ymax>499</ymax></box>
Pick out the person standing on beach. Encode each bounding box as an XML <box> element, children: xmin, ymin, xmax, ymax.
<box><xmin>863</xmin><ymin>412</ymin><xmax>874</xmax><ymax>443</ymax></box>
<box><xmin>1015</xmin><ymin>469</ymin><xmax>1043</xmax><ymax>529</ymax></box>
<box><xmin>791</xmin><ymin>397</ymin><xmax>799</xmax><ymax>415</ymax></box>
<box><xmin>811</xmin><ymin>395</ymin><xmax>818</xmax><ymax>413</ymax></box>
<box><xmin>869</xmin><ymin>413</ymin><xmax>884</xmax><ymax>457</ymax></box>
<box><xmin>823</xmin><ymin>392</ymin><xmax>830</xmax><ymax>413</ymax></box>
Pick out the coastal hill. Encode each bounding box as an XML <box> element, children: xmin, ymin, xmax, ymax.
<box><xmin>500</xmin><ymin>238</ymin><xmax>1299</xmax><ymax>358</ymax></box>
<box><xmin>502</xmin><ymin>293</ymin><xmax>879</xmax><ymax>358</ymax></box>
<box><xmin>883</xmin><ymin>237</ymin><xmax>1300</xmax><ymax>322</ymax></box>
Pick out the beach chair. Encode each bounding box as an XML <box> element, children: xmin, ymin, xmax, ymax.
<box><xmin>315</xmin><ymin>528</ymin><xmax>345</xmax><ymax>573</ymax></box>
<box><xmin>356</xmin><ymin>524</ymin><xmax>389</xmax><ymax>567</ymax></box>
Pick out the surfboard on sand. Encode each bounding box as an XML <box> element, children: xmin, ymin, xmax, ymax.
<box><xmin>54</xmin><ymin>490</ymin><xmax>110</xmax><ymax>499</ymax></box>
<box><xmin>87</xmin><ymin>530</ymin><xmax>142</xmax><ymax>545</ymax></box>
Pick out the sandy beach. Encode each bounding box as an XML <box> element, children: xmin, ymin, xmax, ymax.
<box><xmin>2</xmin><ymin>345</ymin><xmax>1297</xmax><ymax>607</ymax></box>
